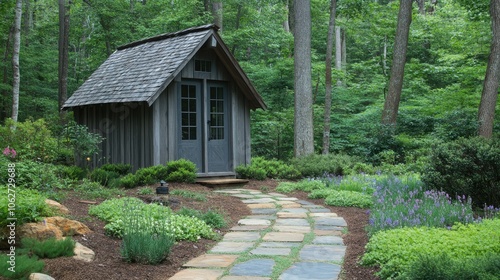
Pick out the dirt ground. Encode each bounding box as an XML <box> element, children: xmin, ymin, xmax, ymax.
<box><xmin>3</xmin><ymin>180</ymin><xmax>379</xmax><ymax>280</ymax></box>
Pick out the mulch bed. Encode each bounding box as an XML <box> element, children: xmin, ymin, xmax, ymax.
<box><xmin>3</xmin><ymin>180</ymin><xmax>379</xmax><ymax>280</ymax></box>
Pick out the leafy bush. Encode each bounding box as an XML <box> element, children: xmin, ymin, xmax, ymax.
<box><xmin>422</xmin><ymin>137</ymin><xmax>500</xmax><ymax>207</ymax></box>
<box><xmin>20</xmin><ymin>237</ymin><xmax>75</xmax><ymax>258</ymax></box>
<box><xmin>236</xmin><ymin>157</ymin><xmax>301</xmax><ymax>180</ymax></box>
<box><xmin>90</xmin><ymin>168</ymin><xmax>121</xmax><ymax>187</ymax></box>
<box><xmin>170</xmin><ymin>189</ymin><xmax>207</xmax><ymax>201</ymax></box>
<box><xmin>0</xmin><ymin>254</ymin><xmax>44</xmax><ymax>280</ymax></box>
<box><xmin>319</xmin><ymin>174</ymin><xmax>375</xmax><ymax>194</ymax></box>
<box><xmin>290</xmin><ymin>153</ymin><xmax>360</xmax><ymax>177</ymax></box>
<box><xmin>119</xmin><ymin>173</ymin><xmax>140</xmax><ymax>188</ymax></box>
<box><xmin>368</xmin><ymin>175</ymin><xmax>475</xmax><ymax>235</ymax></box>
<box><xmin>166</xmin><ymin>159</ymin><xmax>197</xmax><ymax>183</ymax></box>
<box><xmin>176</xmin><ymin>207</ymin><xmax>227</xmax><ymax>228</ymax></box>
<box><xmin>58</xmin><ymin>165</ymin><xmax>86</xmax><ymax>180</ymax></box>
<box><xmin>100</xmin><ymin>163</ymin><xmax>131</xmax><ymax>175</ymax></box>
<box><xmin>361</xmin><ymin>218</ymin><xmax>500</xmax><ymax>279</ymax></box>
<box><xmin>308</xmin><ymin>188</ymin><xmax>336</xmax><ymax>199</ymax></box>
<box><xmin>61</xmin><ymin>121</ymin><xmax>104</xmax><ymax>165</ymax></box>
<box><xmin>0</xmin><ymin>118</ymin><xmax>58</xmax><ymax>162</ymax></box>
<box><xmin>89</xmin><ymin>197</ymin><xmax>216</xmax><ymax>241</ymax></box>
<box><xmin>0</xmin><ymin>187</ymin><xmax>52</xmax><ymax>228</ymax></box>
<box><xmin>75</xmin><ymin>179</ymin><xmax>125</xmax><ymax>200</ymax></box>
<box><xmin>404</xmin><ymin>253</ymin><xmax>500</xmax><ymax>280</ymax></box>
<box><xmin>275</xmin><ymin>180</ymin><xmax>325</xmax><ymax>193</ymax></box>
<box><xmin>324</xmin><ymin>190</ymin><xmax>373</xmax><ymax>208</ymax></box>
<box><xmin>0</xmin><ymin>160</ymin><xmax>65</xmax><ymax>190</ymax></box>
<box><xmin>135</xmin><ymin>165</ymin><xmax>169</xmax><ymax>186</ymax></box>
<box><xmin>137</xmin><ymin>187</ymin><xmax>154</xmax><ymax>195</ymax></box>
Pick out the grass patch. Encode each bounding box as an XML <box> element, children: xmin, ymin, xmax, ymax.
<box><xmin>170</xmin><ymin>189</ymin><xmax>207</xmax><ymax>201</ymax></box>
<box><xmin>19</xmin><ymin>237</ymin><xmax>75</xmax><ymax>259</ymax></box>
<box><xmin>0</xmin><ymin>254</ymin><xmax>44</xmax><ymax>280</ymax></box>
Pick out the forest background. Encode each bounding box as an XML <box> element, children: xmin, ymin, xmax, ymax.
<box><xmin>0</xmin><ymin>0</ymin><xmax>497</xmax><ymax>168</ymax></box>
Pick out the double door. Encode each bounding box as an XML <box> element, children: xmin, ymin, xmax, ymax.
<box><xmin>178</xmin><ymin>81</ymin><xmax>230</xmax><ymax>173</ymax></box>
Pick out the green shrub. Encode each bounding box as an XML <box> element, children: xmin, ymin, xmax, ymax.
<box><xmin>165</xmin><ymin>159</ymin><xmax>197</xmax><ymax>183</ymax></box>
<box><xmin>0</xmin><ymin>254</ymin><xmax>44</xmax><ymax>280</ymax></box>
<box><xmin>0</xmin><ymin>160</ymin><xmax>65</xmax><ymax>190</ymax></box>
<box><xmin>421</xmin><ymin>137</ymin><xmax>500</xmax><ymax>207</ymax></box>
<box><xmin>137</xmin><ymin>187</ymin><xmax>154</xmax><ymax>195</ymax></box>
<box><xmin>75</xmin><ymin>179</ymin><xmax>125</xmax><ymax>200</ymax></box>
<box><xmin>361</xmin><ymin>218</ymin><xmax>500</xmax><ymax>279</ymax></box>
<box><xmin>0</xmin><ymin>187</ymin><xmax>52</xmax><ymax>228</ymax></box>
<box><xmin>135</xmin><ymin>165</ymin><xmax>169</xmax><ymax>186</ymax></box>
<box><xmin>320</xmin><ymin>174</ymin><xmax>376</xmax><ymax>194</ymax></box>
<box><xmin>275</xmin><ymin>182</ymin><xmax>299</xmax><ymax>193</ymax></box>
<box><xmin>58</xmin><ymin>165</ymin><xmax>86</xmax><ymax>180</ymax></box>
<box><xmin>170</xmin><ymin>189</ymin><xmax>207</xmax><ymax>201</ymax></box>
<box><xmin>235</xmin><ymin>164</ymin><xmax>267</xmax><ymax>180</ymax></box>
<box><xmin>308</xmin><ymin>188</ymin><xmax>335</xmax><ymax>199</ymax></box>
<box><xmin>236</xmin><ymin>157</ymin><xmax>301</xmax><ymax>180</ymax></box>
<box><xmin>0</xmin><ymin>118</ymin><xmax>58</xmax><ymax>162</ymax></box>
<box><xmin>290</xmin><ymin>153</ymin><xmax>360</xmax><ymax>177</ymax></box>
<box><xmin>404</xmin><ymin>253</ymin><xmax>500</xmax><ymax>280</ymax></box>
<box><xmin>176</xmin><ymin>207</ymin><xmax>227</xmax><ymax>229</ymax></box>
<box><xmin>90</xmin><ymin>168</ymin><xmax>121</xmax><ymax>187</ymax></box>
<box><xmin>324</xmin><ymin>190</ymin><xmax>373</xmax><ymax>208</ymax></box>
<box><xmin>20</xmin><ymin>237</ymin><xmax>75</xmax><ymax>258</ymax></box>
<box><xmin>119</xmin><ymin>173</ymin><xmax>140</xmax><ymax>188</ymax></box>
<box><xmin>100</xmin><ymin>163</ymin><xmax>132</xmax><ymax>175</ymax></box>
<box><xmin>61</xmin><ymin>121</ymin><xmax>104</xmax><ymax>165</ymax></box>
<box><xmin>121</xmin><ymin>232</ymin><xmax>174</xmax><ymax>264</ymax></box>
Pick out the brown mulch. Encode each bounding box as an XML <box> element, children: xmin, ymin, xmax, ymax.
<box><xmin>4</xmin><ymin>180</ymin><xmax>379</xmax><ymax>280</ymax></box>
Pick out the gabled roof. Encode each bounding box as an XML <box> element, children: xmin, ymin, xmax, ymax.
<box><xmin>63</xmin><ymin>24</ymin><xmax>266</xmax><ymax>110</ymax></box>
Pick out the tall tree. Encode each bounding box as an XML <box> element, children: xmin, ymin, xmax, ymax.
<box><xmin>322</xmin><ymin>0</ymin><xmax>337</xmax><ymax>154</ymax></box>
<box><xmin>478</xmin><ymin>0</ymin><xmax>500</xmax><ymax>138</ymax></box>
<box><xmin>294</xmin><ymin>0</ymin><xmax>314</xmax><ymax>157</ymax></box>
<box><xmin>212</xmin><ymin>1</ymin><xmax>223</xmax><ymax>31</ymax></box>
<box><xmin>11</xmin><ymin>0</ymin><xmax>22</xmax><ymax>122</ymax></box>
<box><xmin>58</xmin><ymin>0</ymin><xmax>70</xmax><ymax>118</ymax></box>
<box><xmin>381</xmin><ymin>0</ymin><xmax>412</xmax><ymax>125</ymax></box>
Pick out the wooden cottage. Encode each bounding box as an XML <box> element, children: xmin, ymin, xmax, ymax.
<box><xmin>63</xmin><ymin>24</ymin><xmax>266</xmax><ymax>176</ymax></box>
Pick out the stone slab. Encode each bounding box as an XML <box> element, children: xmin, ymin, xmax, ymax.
<box><xmin>268</xmin><ymin>192</ymin><xmax>288</xmax><ymax>197</ymax></box>
<box><xmin>246</xmin><ymin>203</ymin><xmax>276</xmax><ymax>209</ymax></box>
<box><xmin>231</xmin><ymin>225</ymin><xmax>269</xmax><ymax>231</ymax></box>
<box><xmin>275</xmin><ymin>218</ymin><xmax>310</xmax><ymax>227</ymax></box>
<box><xmin>314</xmin><ymin>229</ymin><xmax>343</xmax><ymax>236</ymax></box>
<box><xmin>259</xmin><ymin>242</ymin><xmax>301</xmax><ymax>248</ymax></box>
<box><xmin>278</xmin><ymin>262</ymin><xmax>341</xmax><ymax>280</ymax></box>
<box><xmin>223</xmin><ymin>232</ymin><xmax>261</xmax><ymax>242</ymax></box>
<box><xmin>263</xmin><ymin>232</ymin><xmax>305</xmax><ymax>242</ymax></box>
<box><xmin>275</xmin><ymin>200</ymin><xmax>297</xmax><ymax>205</ymax></box>
<box><xmin>299</xmin><ymin>245</ymin><xmax>346</xmax><ymax>262</ymax></box>
<box><xmin>238</xmin><ymin>219</ymin><xmax>272</xmax><ymax>226</ymax></box>
<box><xmin>246</xmin><ymin>215</ymin><xmax>276</xmax><ymax>220</ymax></box>
<box><xmin>309</xmin><ymin>213</ymin><xmax>338</xmax><ymax>217</ymax></box>
<box><xmin>314</xmin><ymin>217</ymin><xmax>347</xmax><ymax>227</ymax></box>
<box><xmin>251</xmin><ymin>208</ymin><xmax>278</xmax><ymax>215</ymax></box>
<box><xmin>314</xmin><ymin>225</ymin><xmax>345</xmax><ymax>231</ymax></box>
<box><xmin>295</xmin><ymin>200</ymin><xmax>316</xmax><ymax>205</ymax></box>
<box><xmin>276</xmin><ymin>212</ymin><xmax>308</xmax><ymax>219</ymax></box>
<box><xmin>229</xmin><ymin>259</ymin><xmax>275</xmax><ymax>277</ymax></box>
<box><xmin>220</xmin><ymin>277</ymin><xmax>271</xmax><ymax>280</ymax></box>
<box><xmin>213</xmin><ymin>190</ymin><xmax>243</xmax><ymax>194</ymax></box>
<box><xmin>281</xmin><ymin>203</ymin><xmax>302</xmax><ymax>208</ymax></box>
<box><xmin>169</xmin><ymin>268</ymin><xmax>224</xmax><ymax>280</ymax></box>
<box><xmin>312</xmin><ymin>235</ymin><xmax>344</xmax><ymax>245</ymax></box>
<box><xmin>275</xmin><ymin>197</ymin><xmax>299</xmax><ymax>201</ymax></box>
<box><xmin>231</xmin><ymin>194</ymin><xmax>257</xmax><ymax>199</ymax></box>
<box><xmin>273</xmin><ymin>225</ymin><xmax>311</xmax><ymax>233</ymax></box>
<box><xmin>280</xmin><ymin>208</ymin><xmax>309</xmax><ymax>214</ymax></box>
<box><xmin>301</xmin><ymin>204</ymin><xmax>323</xmax><ymax>208</ymax></box>
<box><xmin>242</xmin><ymin>198</ymin><xmax>276</xmax><ymax>204</ymax></box>
<box><xmin>183</xmin><ymin>254</ymin><xmax>238</xmax><ymax>268</ymax></box>
<box><xmin>250</xmin><ymin>247</ymin><xmax>291</xmax><ymax>256</ymax></box>
<box><xmin>210</xmin><ymin>242</ymin><xmax>255</xmax><ymax>253</ymax></box>
<box><xmin>308</xmin><ymin>208</ymin><xmax>332</xmax><ymax>213</ymax></box>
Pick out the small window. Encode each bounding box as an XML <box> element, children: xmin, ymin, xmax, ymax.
<box><xmin>194</xmin><ymin>60</ymin><xmax>212</xmax><ymax>72</ymax></box>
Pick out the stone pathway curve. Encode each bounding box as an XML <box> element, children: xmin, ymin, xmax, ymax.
<box><xmin>169</xmin><ymin>189</ymin><xmax>347</xmax><ymax>280</ymax></box>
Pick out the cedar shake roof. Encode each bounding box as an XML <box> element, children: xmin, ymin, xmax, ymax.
<box><xmin>63</xmin><ymin>24</ymin><xmax>266</xmax><ymax>110</ymax></box>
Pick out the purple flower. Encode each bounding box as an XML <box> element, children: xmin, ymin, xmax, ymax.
<box><xmin>3</xmin><ymin>147</ymin><xmax>16</xmax><ymax>158</ymax></box>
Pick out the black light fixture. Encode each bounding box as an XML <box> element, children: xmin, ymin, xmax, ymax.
<box><xmin>156</xmin><ymin>180</ymin><xmax>169</xmax><ymax>195</ymax></box>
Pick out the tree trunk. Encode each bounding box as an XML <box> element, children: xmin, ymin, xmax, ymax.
<box><xmin>322</xmin><ymin>0</ymin><xmax>337</xmax><ymax>155</ymax></box>
<box><xmin>382</xmin><ymin>35</ymin><xmax>388</xmax><ymax>76</ymax></box>
<box><xmin>335</xmin><ymin>26</ymin><xmax>342</xmax><ymax>87</ymax></box>
<box><xmin>212</xmin><ymin>2</ymin><xmax>223</xmax><ymax>32</ymax></box>
<box><xmin>283</xmin><ymin>2</ymin><xmax>291</xmax><ymax>33</ymax></box>
<box><xmin>341</xmin><ymin>28</ymin><xmax>346</xmax><ymax>73</ymax></box>
<box><xmin>478</xmin><ymin>0</ymin><xmax>500</xmax><ymax>138</ymax></box>
<box><xmin>293</xmin><ymin>0</ymin><xmax>314</xmax><ymax>157</ymax></box>
<box><xmin>12</xmin><ymin>0</ymin><xmax>22</xmax><ymax>122</ymax></box>
<box><xmin>381</xmin><ymin>0</ymin><xmax>412</xmax><ymax>126</ymax></box>
<box><xmin>58</xmin><ymin>0</ymin><xmax>70</xmax><ymax>119</ymax></box>
<box><xmin>289</xmin><ymin>0</ymin><xmax>295</xmax><ymax>35</ymax></box>
<box><xmin>417</xmin><ymin>0</ymin><xmax>425</xmax><ymax>15</ymax></box>
<box><xmin>2</xmin><ymin>27</ymin><xmax>13</xmax><ymax>120</ymax></box>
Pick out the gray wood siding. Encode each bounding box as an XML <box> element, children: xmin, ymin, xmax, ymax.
<box><xmin>74</xmin><ymin>103</ymin><xmax>153</xmax><ymax>171</ymax></box>
<box><xmin>232</xmin><ymin>84</ymin><xmax>251</xmax><ymax>168</ymax></box>
<box><xmin>180</xmin><ymin>49</ymin><xmax>230</xmax><ymax>81</ymax></box>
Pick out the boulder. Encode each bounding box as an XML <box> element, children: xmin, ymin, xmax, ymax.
<box><xmin>44</xmin><ymin>216</ymin><xmax>92</xmax><ymax>236</ymax></box>
<box><xmin>19</xmin><ymin>222</ymin><xmax>63</xmax><ymax>240</ymax></box>
<box><xmin>45</xmin><ymin>199</ymin><xmax>70</xmax><ymax>215</ymax></box>
<box><xmin>73</xmin><ymin>242</ymin><xmax>95</xmax><ymax>262</ymax></box>
<box><xmin>29</xmin><ymin>273</ymin><xmax>55</xmax><ymax>280</ymax></box>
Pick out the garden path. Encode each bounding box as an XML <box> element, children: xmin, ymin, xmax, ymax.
<box><xmin>169</xmin><ymin>188</ymin><xmax>347</xmax><ymax>280</ymax></box>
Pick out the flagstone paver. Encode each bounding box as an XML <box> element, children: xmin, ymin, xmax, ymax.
<box><xmin>172</xmin><ymin>188</ymin><xmax>348</xmax><ymax>280</ymax></box>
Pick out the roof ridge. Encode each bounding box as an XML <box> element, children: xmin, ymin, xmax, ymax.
<box><xmin>117</xmin><ymin>24</ymin><xmax>218</xmax><ymax>50</ymax></box>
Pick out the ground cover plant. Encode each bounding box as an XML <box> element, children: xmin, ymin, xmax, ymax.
<box><xmin>89</xmin><ymin>197</ymin><xmax>217</xmax><ymax>241</ymax></box>
<box><xmin>236</xmin><ymin>156</ymin><xmax>302</xmax><ymax>180</ymax></box>
<box><xmin>170</xmin><ymin>189</ymin><xmax>207</xmax><ymax>201</ymax></box>
<box><xmin>0</xmin><ymin>254</ymin><xmax>44</xmax><ymax>280</ymax></box>
<box><xmin>361</xmin><ymin>218</ymin><xmax>500</xmax><ymax>279</ymax></box>
<box><xmin>0</xmin><ymin>186</ymin><xmax>53</xmax><ymax>227</ymax></box>
<box><xmin>19</xmin><ymin>237</ymin><xmax>75</xmax><ymax>259</ymax></box>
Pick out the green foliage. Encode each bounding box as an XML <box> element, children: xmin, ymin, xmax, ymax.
<box><xmin>290</xmin><ymin>154</ymin><xmax>360</xmax><ymax>177</ymax></box>
<box><xmin>89</xmin><ymin>197</ymin><xmax>216</xmax><ymax>241</ymax></box>
<box><xmin>0</xmin><ymin>254</ymin><xmax>44</xmax><ymax>280</ymax></box>
<box><xmin>89</xmin><ymin>168</ymin><xmax>121</xmax><ymax>187</ymax></box>
<box><xmin>324</xmin><ymin>190</ymin><xmax>373</xmax><ymax>208</ymax></box>
<box><xmin>118</xmin><ymin>173</ymin><xmax>140</xmax><ymax>189</ymax></box>
<box><xmin>137</xmin><ymin>187</ymin><xmax>154</xmax><ymax>195</ymax></box>
<box><xmin>58</xmin><ymin>165</ymin><xmax>86</xmax><ymax>180</ymax></box>
<box><xmin>100</xmin><ymin>163</ymin><xmax>131</xmax><ymax>175</ymax></box>
<box><xmin>75</xmin><ymin>179</ymin><xmax>125</xmax><ymax>200</ymax></box>
<box><xmin>0</xmin><ymin>119</ymin><xmax>58</xmax><ymax>162</ymax></box>
<box><xmin>61</xmin><ymin>121</ymin><xmax>104</xmax><ymax>164</ymax></box>
<box><xmin>170</xmin><ymin>189</ymin><xmax>207</xmax><ymax>202</ymax></box>
<box><xmin>361</xmin><ymin>219</ymin><xmax>500</xmax><ymax>279</ymax></box>
<box><xmin>275</xmin><ymin>180</ymin><xmax>325</xmax><ymax>193</ymax></box>
<box><xmin>0</xmin><ymin>160</ymin><xmax>65</xmax><ymax>191</ymax></box>
<box><xmin>20</xmin><ymin>237</ymin><xmax>75</xmax><ymax>259</ymax></box>
<box><xmin>176</xmin><ymin>207</ymin><xmax>227</xmax><ymax>229</ymax></box>
<box><xmin>135</xmin><ymin>165</ymin><xmax>169</xmax><ymax>186</ymax></box>
<box><xmin>422</xmin><ymin>137</ymin><xmax>500</xmax><ymax>207</ymax></box>
<box><xmin>404</xmin><ymin>253</ymin><xmax>500</xmax><ymax>280</ymax></box>
<box><xmin>236</xmin><ymin>157</ymin><xmax>301</xmax><ymax>180</ymax></box>
<box><xmin>165</xmin><ymin>159</ymin><xmax>197</xmax><ymax>183</ymax></box>
<box><xmin>0</xmin><ymin>186</ymin><xmax>52</xmax><ymax>227</ymax></box>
